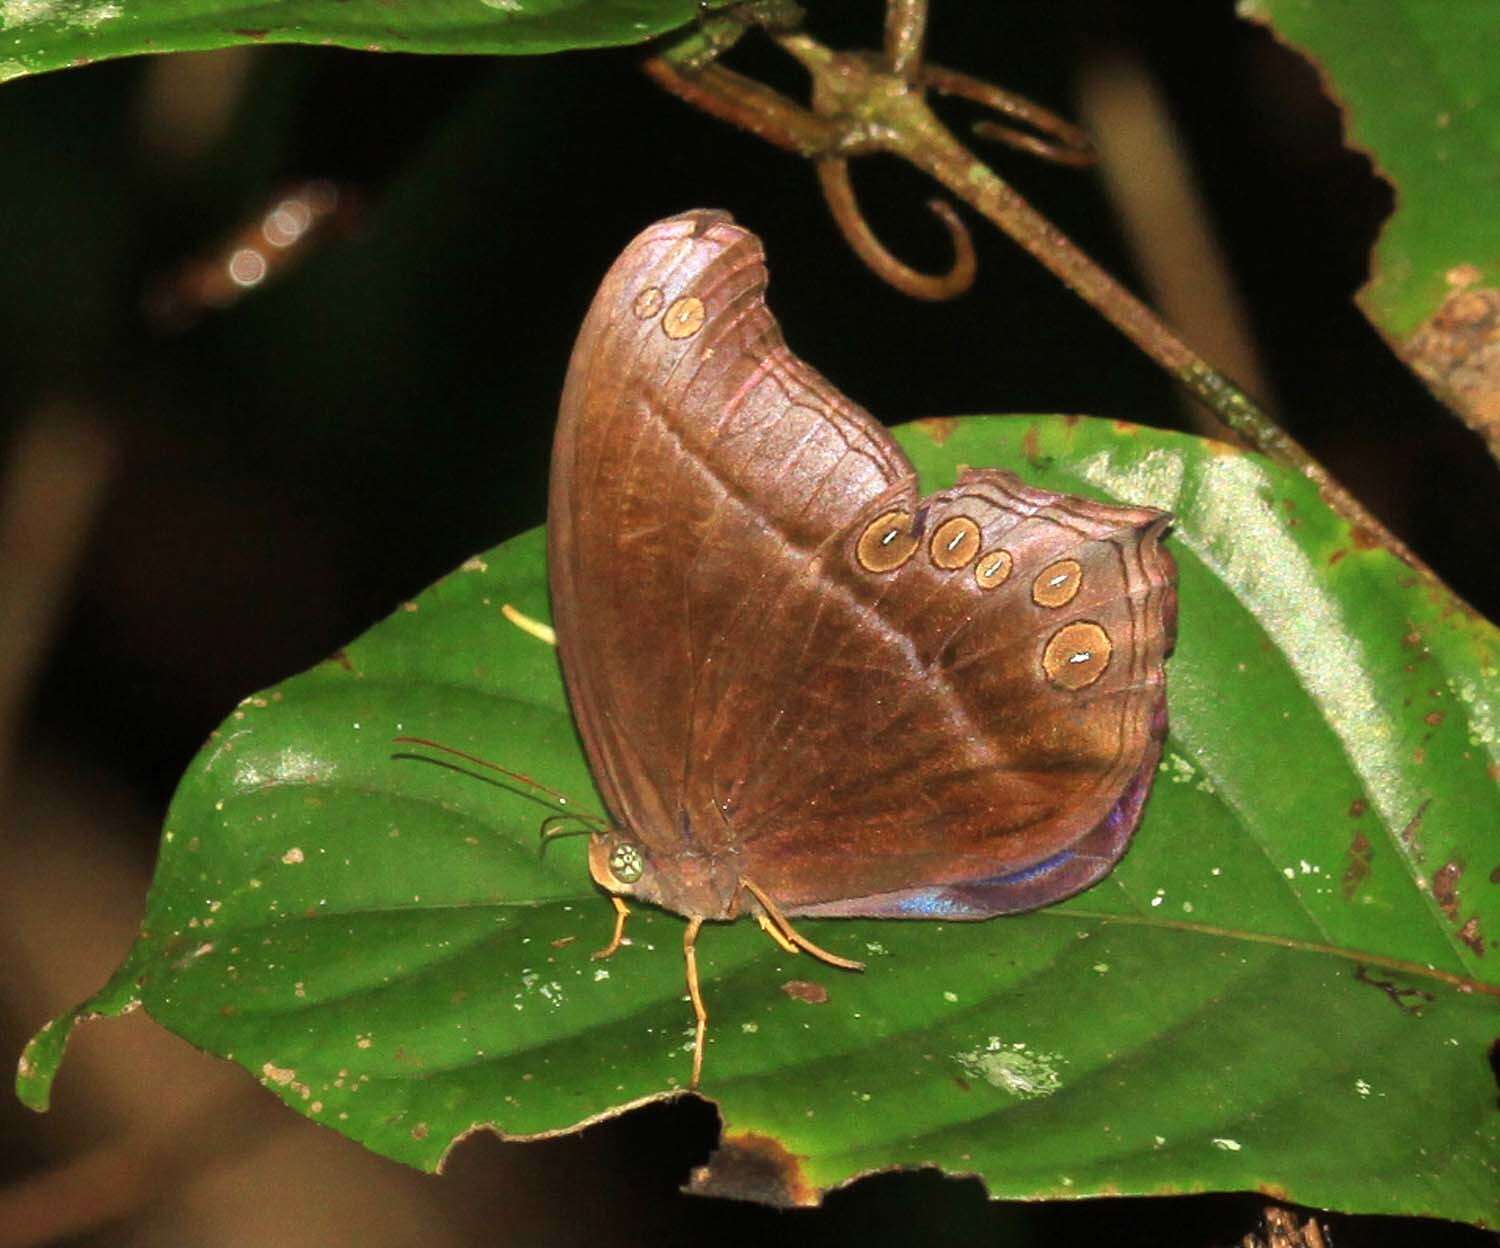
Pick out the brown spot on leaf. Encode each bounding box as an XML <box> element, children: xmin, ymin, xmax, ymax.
<box><xmin>1342</xmin><ymin>831</ymin><xmax>1373</xmax><ymax>901</ymax></box>
<box><xmin>1397</xmin><ymin>799</ymin><xmax>1430</xmax><ymax>861</ymax></box>
<box><xmin>1458</xmin><ymin>917</ymin><xmax>1485</xmax><ymax>958</ymax></box>
<box><xmin>1433</xmin><ymin>859</ymin><xmax>1463</xmax><ymax>921</ymax></box>
<box><xmin>1424</xmin><ymin>710</ymin><xmax>1446</xmax><ymax>727</ymax></box>
<box><xmin>1402</xmin><ymin>286</ymin><xmax>1500</xmax><ymax>460</ymax></box>
<box><xmin>234</xmin><ymin>27</ymin><xmax>269</xmax><ymax>39</ymax></box>
<box><xmin>551</xmin><ymin>936</ymin><xmax>576</xmax><ymax>949</ymax></box>
<box><xmin>915</xmin><ymin>416</ymin><xmax>957</xmax><ymax>445</ymax></box>
<box><xmin>1348</xmin><ymin>798</ymin><xmax>1368</xmax><ymax>818</ymax></box>
<box><xmin>687</xmin><ymin>1131</ymin><xmax>819</xmax><ymax>1208</ymax></box>
<box><xmin>411</xmin><ymin>1122</ymin><xmax>429</xmax><ymax>1140</ymax></box>
<box><xmin>781</xmin><ymin>980</ymin><xmax>829</xmax><ymax>1005</ymax></box>
<box><xmin>329</xmin><ymin>648</ymin><xmax>357</xmax><ymax>673</ymax></box>
<box><xmin>1021</xmin><ymin>425</ymin><xmax>1042</xmax><ymax>465</ymax></box>
<box><xmin>1328</xmin><ymin>548</ymin><xmax>1348</xmax><ymax>567</ymax></box>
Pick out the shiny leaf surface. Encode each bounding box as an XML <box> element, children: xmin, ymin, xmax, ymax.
<box><xmin>0</xmin><ymin>0</ymin><xmax>703</xmax><ymax>84</ymax></box>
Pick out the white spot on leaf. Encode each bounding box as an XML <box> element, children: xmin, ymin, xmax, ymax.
<box><xmin>954</xmin><ymin>1037</ymin><xmax>1065</xmax><ymax>1099</ymax></box>
<box><xmin>1</xmin><ymin>0</ymin><xmax>121</xmax><ymax>28</ymax></box>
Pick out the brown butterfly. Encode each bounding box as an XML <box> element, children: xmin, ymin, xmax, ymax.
<box><xmin>547</xmin><ymin>210</ymin><xmax>1177</xmax><ymax>1086</ymax></box>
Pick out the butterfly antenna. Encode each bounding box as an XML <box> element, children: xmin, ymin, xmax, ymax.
<box><xmin>538</xmin><ymin>813</ymin><xmax>599</xmax><ymax>857</ymax></box>
<box><xmin>392</xmin><ymin>736</ymin><xmax>604</xmax><ymax>826</ymax></box>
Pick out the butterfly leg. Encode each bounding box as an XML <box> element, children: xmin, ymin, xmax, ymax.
<box><xmin>684</xmin><ymin>916</ymin><xmax>707</xmax><ymax>1088</ymax></box>
<box><xmin>741</xmin><ymin>878</ymin><xmax>866</xmax><ymax>972</ymax></box>
<box><xmin>592</xmin><ymin>895</ymin><xmax>630</xmax><ymax>960</ymax></box>
<box><xmin>755</xmin><ymin>910</ymin><xmax>800</xmax><ymax>955</ymax></box>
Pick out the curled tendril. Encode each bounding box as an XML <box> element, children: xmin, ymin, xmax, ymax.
<box><xmin>923</xmin><ymin>64</ymin><xmax>1096</xmax><ymax>167</ymax></box>
<box><xmin>817</xmin><ymin>158</ymin><xmax>977</xmax><ymax>301</ymax></box>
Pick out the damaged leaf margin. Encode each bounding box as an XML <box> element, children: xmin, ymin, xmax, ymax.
<box><xmin>1238</xmin><ymin>0</ymin><xmax>1500</xmax><ymax>447</ymax></box>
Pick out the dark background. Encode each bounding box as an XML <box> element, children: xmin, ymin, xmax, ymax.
<box><xmin>0</xmin><ymin>1</ymin><xmax>1493</xmax><ymax>1244</ymax></box>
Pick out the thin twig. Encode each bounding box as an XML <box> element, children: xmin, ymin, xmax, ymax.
<box><xmin>642</xmin><ymin>56</ymin><xmax>838</xmax><ymax>156</ymax></box>
<box><xmin>884</xmin><ymin>0</ymin><xmax>926</xmax><ymax>80</ymax></box>
<box><xmin>0</xmin><ymin>405</ymin><xmax>119</xmax><ymax>785</ymax></box>
<box><xmin>1074</xmin><ymin>47</ymin><xmax>1273</xmax><ymax>440</ymax></box>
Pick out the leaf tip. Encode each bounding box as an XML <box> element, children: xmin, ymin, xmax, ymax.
<box><xmin>15</xmin><ymin>1014</ymin><xmax>70</xmax><ymax>1112</ymax></box>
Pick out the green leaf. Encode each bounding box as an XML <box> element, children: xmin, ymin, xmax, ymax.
<box><xmin>1239</xmin><ymin>0</ymin><xmax>1500</xmax><ymax>447</ymax></box>
<box><xmin>0</xmin><ymin>0</ymin><xmax>705</xmax><ymax>84</ymax></box>
<box><xmin>18</xmin><ymin>416</ymin><xmax>1498</xmax><ymax>1224</ymax></box>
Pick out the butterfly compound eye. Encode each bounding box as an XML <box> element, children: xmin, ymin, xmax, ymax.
<box><xmin>607</xmin><ymin>842</ymin><xmax>645</xmax><ymax>884</ymax></box>
<box><xmin>856</xmin><ymin>509</ymin><xmax>919</xmax><ymax>573</ymax></box>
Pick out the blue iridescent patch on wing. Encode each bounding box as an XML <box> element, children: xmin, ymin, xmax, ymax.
<box><xmin>890</xmin><ymin>850</ymin><xmax>1078</xmax><ymax>917</ymax></box>
<box><xmin>889</xmin><ymin>890</ymin><xmax>980</xmax><ymax>918</ymax></box>
<box><xmin>976</xmin><ymin>849</ymin><xmax>1077</xmax><ymax>888</ymax></box>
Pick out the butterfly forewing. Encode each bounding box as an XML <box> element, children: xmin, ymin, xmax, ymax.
<box><xmin>549</xmin><ymin>211</ymin><xmax>913</xmax><ymax>907</ymax></box>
